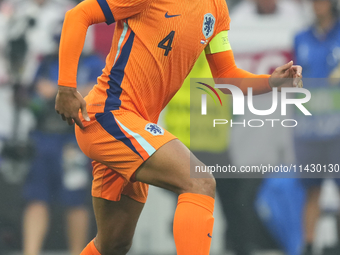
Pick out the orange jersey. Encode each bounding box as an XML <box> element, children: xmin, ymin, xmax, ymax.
<box><xmin>58</xmin><ymin>0</ymin><xmax>271</xmax><ymax>203</ymax></box>
<box><xmin>65</xmin><ymin>0</ymin><xmax>230</xmax><ymax>123</ymax></box>
<box><xmin>58</xmin><ymin>0</ymin><xmax>271</xmax><ymax>123</ymax></box>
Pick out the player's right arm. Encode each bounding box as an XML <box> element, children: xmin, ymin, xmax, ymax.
<box><xmin>56</xmin><ymin>0</ymin><xmax>150</xmax><ymax>128</ymax></box>
<box><xmin>56</xmin><ymin>0</ymin><xmax>106</xmax><ymax>128</ymax></box>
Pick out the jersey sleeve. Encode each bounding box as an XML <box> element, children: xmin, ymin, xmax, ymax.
<box><xmin>58</xmin><ymin>0</ymin><xmax>106</xmax><ymax>88</ymax></box>
<box><xmin>96</xmin><ymin>0</ymin><xmax>151</xmax><ymax>25</ymax></box>
<box><xmin>206</xmin><ymin>49</ymin><xmax>272</xmax><ymax>95</ymax></box>
<box><xmin>204</xmin><ymin>0</ymin><xmax>231</xmax><ymax>55</ymax></box>
<box><xmin>214</xmin><ymin>0</ymin><xmax>231</xmax><ymax>35</ymax></box>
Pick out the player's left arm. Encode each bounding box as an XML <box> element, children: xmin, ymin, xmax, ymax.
<box><xmin>205</xmin><ymin>31</ymin><xmax>303</xmax><ymax>95</ymax></box>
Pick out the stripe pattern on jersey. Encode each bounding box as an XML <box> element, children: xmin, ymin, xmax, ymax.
<box><xmin>115</xmin><ymin>119</ymin><xmax>156</xmax><ymax>157</ymax></box>
<box><xmin>95</xmin><ymin>112</ymin><xmax>156</xmax><ymax>160</ymax></box>
<box><xmin>96</xmin><ymin>0</ymin><xmax>115</xmax><ymax>24</ymax></box>
<box><xmin>104</xmin><ymin>23</ymin><xmax>134</xmax><ymax>112</ymax></box>
<box><xmin>95</xmin><ymin>112</ymin><xmax>143</xmax><ymax>158</ymax></box>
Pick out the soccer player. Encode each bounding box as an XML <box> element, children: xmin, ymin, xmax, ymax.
<box><xmin>55</xmin><ymin>0</ymin><xmax>302</xmax><ymax>254</ymax></box>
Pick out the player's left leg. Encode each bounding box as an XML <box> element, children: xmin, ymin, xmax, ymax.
<box><xmin>134</xmin><ymin>139</ymin><xmax>215</xmax><ymax>255</ymax></box>
<box><xmin>80</xmin><ymin>195</ymin><xmax>144</xmax><ymax>255</ymax></box>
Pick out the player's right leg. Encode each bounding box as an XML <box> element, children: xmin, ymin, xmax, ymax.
<box><xmin>80</xmin><ymin>194</ymin><xmax>144</xmax><ymax>255</ymax></box>
<box><xmin>76</xmin><ymin>158</ymin><xmax>146</xmax><ymax>255</ymax></box>
<box><xmin>94</xmin><ymin>195</ymin><xmax>144</xmax><ymax>254</ymax></box>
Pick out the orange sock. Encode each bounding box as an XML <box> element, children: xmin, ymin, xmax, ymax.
<box><xmin>80</xmin><ymin>239</ymin><xmax>101</xmax><ymax>255</ymax></box>
<box><xmin>173</xmin><ymin>193</ymin><xmax>215</xmax><ymax>255</ymax></box>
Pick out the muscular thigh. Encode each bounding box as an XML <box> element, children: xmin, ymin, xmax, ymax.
<box><xmin>135</xmin><ymin>139</ymin><xmax>215</xmax><ymax>197</ymax></box>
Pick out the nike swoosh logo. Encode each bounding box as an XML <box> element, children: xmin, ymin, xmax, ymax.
<box><xmin>208</xmin><ymin>233</ymin><xmax>212</xmax><ymax>238</ymax></box>
<box><xmin>165</xmin><ymin>12</ymin><xmax>181</xmax><ymax>18</ymax></box>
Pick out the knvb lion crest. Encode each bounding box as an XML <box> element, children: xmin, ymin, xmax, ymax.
<box><xmin>202</xmin><ymin>13</ymin><xmax>215</xmax><ymax>39</ymax></box>
<box><xmin>145</xmin><ymin>123</ymin><xmax>164</xmax><ymax>136</ymax></box>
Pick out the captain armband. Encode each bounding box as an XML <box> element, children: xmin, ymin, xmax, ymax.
<box><xmin>205</xmin><ymin>31</ymin><xmax>231</xmax><ymax>54</ymax></box>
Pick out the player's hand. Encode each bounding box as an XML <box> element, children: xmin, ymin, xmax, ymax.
<box><xmin>55</xmin><ymin>86</ymin><xmax>90</xmax><ymax>129</ymax></box>
<box><xmin>269</xmin><ymin>61</ymin><xmax>303</xmax><ymax>91</ymax></box>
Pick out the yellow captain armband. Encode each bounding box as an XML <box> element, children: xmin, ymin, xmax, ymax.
<box><xmin>205</xmin><ymin>31</ymin><xmax>231</xmax><ymax>54</ymax></box>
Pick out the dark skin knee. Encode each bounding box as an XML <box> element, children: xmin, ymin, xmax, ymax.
<box><xmin>180</xmin><ymin>176</ymin><xmax>216</xmax><ymax>198</ymax></box>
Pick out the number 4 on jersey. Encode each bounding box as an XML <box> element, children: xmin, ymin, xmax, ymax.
<box><xmin>158</xmin><ymin>31</ymin><xmax>175</xmax><ymax>56</ymax></box>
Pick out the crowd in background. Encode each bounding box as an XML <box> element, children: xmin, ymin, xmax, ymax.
<box><xmin>0</xmin><ymin>0</ymin><xmax>340</xmax><ymax>255</ymax></box>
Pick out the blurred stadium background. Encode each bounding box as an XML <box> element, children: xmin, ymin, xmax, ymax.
<box><xmin>1</xmin><ymin>0</ymin><xmax>340</xmax><ymax>254</ymax></box>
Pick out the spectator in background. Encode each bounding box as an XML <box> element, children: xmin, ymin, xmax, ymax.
<box><xmin>0</xmin><ymin>0</ymin><xmax>11</xmax><ymax>86</ymax></box>
<box><xmin>22</xmin><ymin>21</ymin><xmax>105</xmax><ymax>255</ymax></box>
<box><xmin>294</xmin><ymin>0</ymin><xmax>340</xmax><ymax>254</ymax></box>
<box><xmin>2</xmin><ymin>0</ymin><xmax>72</xmax><ymax>184</ymax></box>
<box><xmin>0</xmin><ymin>0</ymin><xmax>13</xmax><ymax>141</ymax></box>
<box><xmin>7</xmin><ymin>0</ymin><xmax>73</xmax><ymax>85</ymax></box>
<box><xmin>228</xmin><ymin>0</ymin><xmax>308</xmax><ymax>254</ymax></box>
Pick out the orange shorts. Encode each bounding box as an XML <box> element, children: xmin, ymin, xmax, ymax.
<box><xmin>75</xmin><ymin>110</ymin><xmax>177</xmax><ymax>203</ymax></box>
